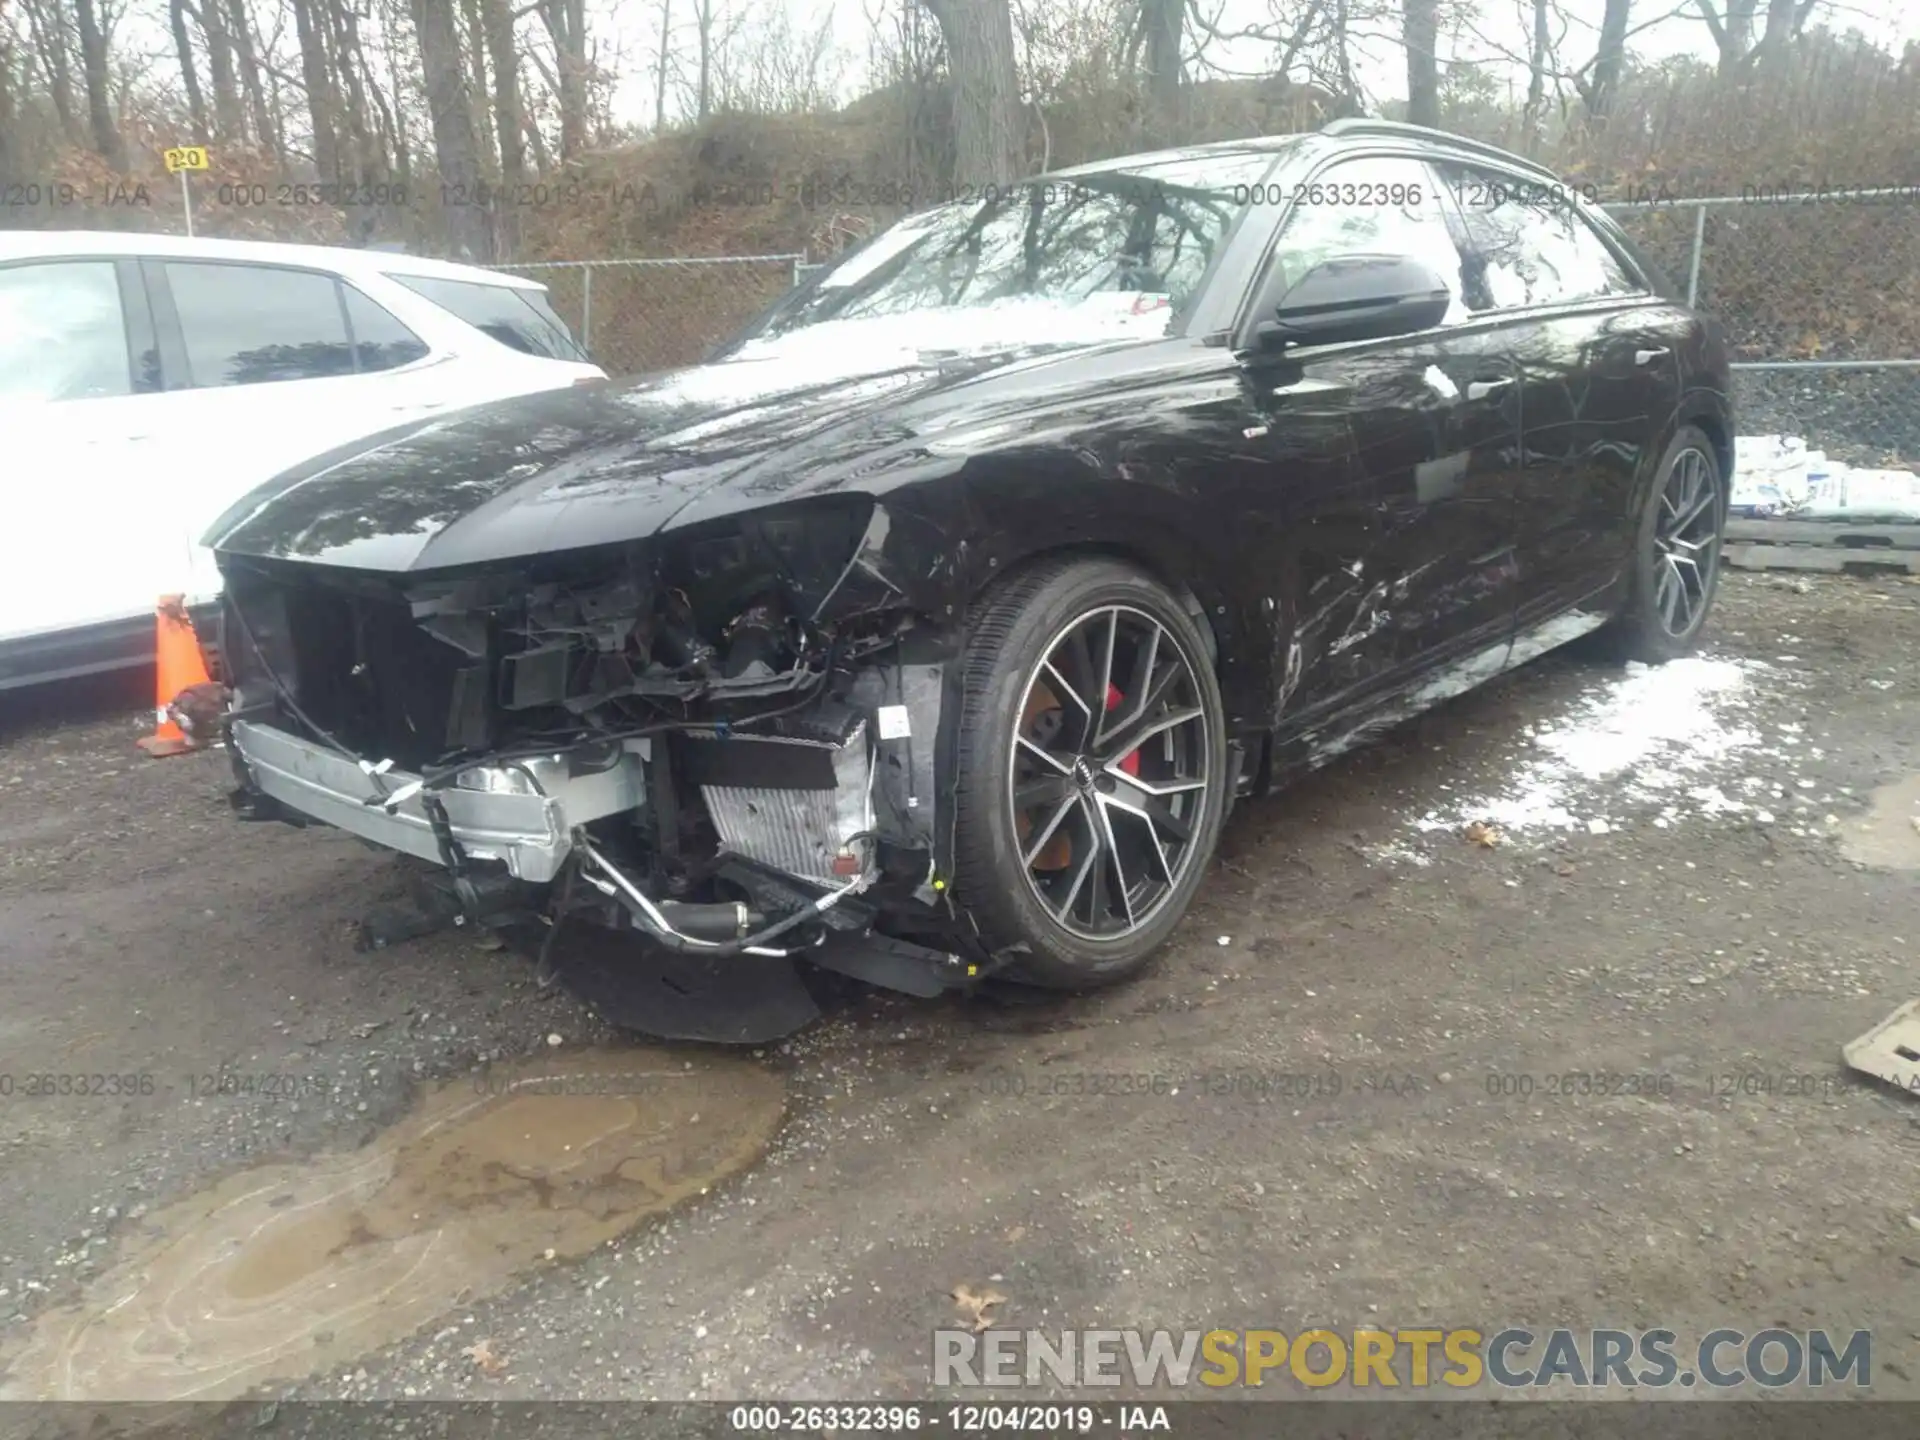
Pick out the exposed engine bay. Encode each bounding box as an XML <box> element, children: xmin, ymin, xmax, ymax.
<box><xmin>217</xmin><ymin>500</ymin><xmax>981</xmax><ymax>1042</ymax></box>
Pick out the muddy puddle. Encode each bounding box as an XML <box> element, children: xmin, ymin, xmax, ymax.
<box><xmin>1841</xmin><ymin>773</ymin><xmax>1920</xmax><ymax>871</ymax></box>
<box><xmin>0</xmin><ymin>1048</ymin><xmax>784</xmax><ymax>1400</ymax></box>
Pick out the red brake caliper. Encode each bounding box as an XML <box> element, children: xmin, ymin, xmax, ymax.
<box><xmin>1104</xmin><ymin>684</ymin><xmax>1141</xmax><ymax>776</ymax></box>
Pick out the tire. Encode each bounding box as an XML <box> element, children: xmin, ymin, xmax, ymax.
<box><xmin>949</xmin><ymin>557</ymin><xmax>1230</xmax><ymax>989</ymax></box>
<box><xmin>1608</xmin><ymin>425</ymin><xmax>1726</xmax><ymax>663</ymax></box>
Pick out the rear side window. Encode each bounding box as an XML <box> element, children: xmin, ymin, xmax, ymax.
<box><xmin>166</xmin><ymin>262</ymin><xmax>357</xmax><ymax>386</ymax></box>
<box><xmin>162</xmin><ymin>263</ymin><xmax>434</xmax><ymax>386</ymax></box>
<box><xmin>0</xmin><ymin>261</ymin><xmax>132</xmax><ymax>401</ymax></box>
<box><xmin>1434</xmin><ymin>162</ymin><xmax>1640</xmax><ymax>312</ymax></box>
<box><xmin>342</xmin><ymin>285</ymin><xmax>430</xmax><ymax>371</ymax></box>
<box><xmin>389</xmin><ymin>275</ymin><xmax>588</xmax><ymax>361</ymax></box>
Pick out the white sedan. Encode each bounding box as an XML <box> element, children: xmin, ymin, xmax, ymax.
<box><xmin>0</xmin><ymin>232</ymin><xmax>604</xmax><ymax>689</ymax></box>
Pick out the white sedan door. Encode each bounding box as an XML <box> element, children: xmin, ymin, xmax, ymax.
<box><xmin>0</xmin><ymin>257</ymin><xmax>185</xmax><ymax>654</ymax></box>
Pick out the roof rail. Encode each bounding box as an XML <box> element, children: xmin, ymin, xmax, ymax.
<box><xmin>1318</xmin><ymin>118</ymin><xmax>1561</xmax><ymax>180</ymax></box>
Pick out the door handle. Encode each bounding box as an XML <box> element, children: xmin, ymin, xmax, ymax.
<box><xmin>1465</xmin><ymin>378</ymin><xmax>1512</xmax><ymax>400</ymax></box>
<box><xmin>1635</xmin><ymin>347</ymin><xmax>1671</xmax><ymax>366</ymax></box>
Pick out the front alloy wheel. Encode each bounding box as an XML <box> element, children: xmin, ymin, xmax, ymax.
<box><xmin>950</xmin><ymin>558</ymin><xmax>1230</xmax><ymax>989</ymax></box>
<box><xmin>1009</xmin><ymin>605</ymin><xmax>1212</xmax><ymax>942</ymax></box>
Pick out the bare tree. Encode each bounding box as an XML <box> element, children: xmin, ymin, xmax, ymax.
<box><xmin>1402</xmin><ymin>0</ymin><xmax>1438</xmax><ymax>126</ymax></box>
<box><xmin>1693</xmin><ymin>0</ymin><xmax>1756</xmax><ymax>73</ymax></box>
<box><xmin>1521</xmin><ymin>0</ymin><xmax>1550</xmax><ymax>143</ymax></box>
<box><xmin>22</xmin><ymin>0</ymin><xmax>83</xmax><ymax>145</ymax></box>
<box><xmin>72</xmin><ymin>0</ymin><xmax>126</xmax><ymax>168</ymax></box>
<box><xmin>536</xmin><ymin>0</ymin><xmax>588</xmax><ymax>156</ymax></box>
<box><xmin>414</xmin><ymin>0</ymin><xmax>494</xmax><ymax>258</ymax></box>
<box><xmin>197</xmin><ymin>0</ymin><xmax>246</xmax><ymax>139</ymax></box>
<box><xmin>372</xmin><ymin>0</ymin><xmax>416</xmax><ymax>181</ymax></box>
<box><xmin>1577</xmin><ymin>0</ymin><xmax>1633</xmax><ymax>122</ymax></box>
<box><xmin>707</xmin><ymin>3</ymin><xmax>840</xmax><ymax>113</ymax></box>
<box><xmin>1125</xmin><ymin>0</ymin><xmax>1181</xmax><ymax>119</ymax></box>
<box><xmin>1460</xmin><ymin>0</ymin><xmax>1725</xmax><ymax>132</ymax></box>
<box><xmin>690</xmin><ymin>0</ymin><xmax>716</xmax><ymax>119</ymax></box>
<box><xmin>330</xmin><ymin>0</ymin><xmax>382</xmax><ymax>180</ymax></box>
<box><xmin>292</xmin><ymin>0</ymin><xmax>340</xmax><ymax>176</ymax></box>
<box><xmin>654</xmin><ymin>0</ymin><xmax>673</xmax><ymax>129</ymax></box>
<box><xmin>521</xmin><ymin>60</ymin><xmax>554</xmax><ymax>169</ymax></box>
<box><xmin>224</xmin><ymin>0</ymin><xmax>276</xmax><ymax>150</ymax></box>
<box><xmin>1694</xmin><ymin>0</ymin><xmax>1819</xmax><ymax>77</ymax></box>
<box><xmin>922</xmin><ymin>0</ymin><xmax>1023</xmax><ymax>186</ymax></box>
<box><xmin>1329</xmin><ymin>0</ymin><xmax>1361</xmax><ymax>110</ymax></box>
<box><xmin>461</xmin><ymin>0</ymin><xmax>499</xmax><ymax>175</ymax></box>
<box><xmin>483</xmin><ymin>0</ymin><xmax>527</xmax><ymax>183</ymax></box>
<box><xmin>475</xmin><ymin>0</ymin><xmax>524</xmax><ymax>251</ymax></box>
<box><xmin>0</xmin><ymin>22</ymin><xmax>17</xmax><ymax>182</ymax></box>
<box><xmin>170</xmin><ymin>0</ymin><xmax>211</xmax><ymax>143</ymax></box>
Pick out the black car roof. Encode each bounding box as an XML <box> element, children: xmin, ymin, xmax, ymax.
<box><xmin>1040</xmin><ymin>136</ymin><xmax>1305</xmax><ymax>182</ymax></box>
<box><xmin>1036</xmin><ymin>118</ymin><xmax>1560</xmax><ymax>187</ymax></box>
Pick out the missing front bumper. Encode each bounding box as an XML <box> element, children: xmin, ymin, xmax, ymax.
<box><xmin>228</xmin><ymin>717</ymin><xmax>982</xmax><ymax>1038</ymax></box>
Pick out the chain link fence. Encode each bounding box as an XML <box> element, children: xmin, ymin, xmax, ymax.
<box><xmin>1601</xmin><ymin>190</ymin><xmax>1920</xmax><ymax>463</ymax></box>
<box><xmin>492</xmin><ymin>255</ymin><xmax>805</xmax><ymax>376</ymax></box>
<box><xmin>514</xmin><ymin>193</ymin><xmax>1919</xmax><ymax>465</ymax></box>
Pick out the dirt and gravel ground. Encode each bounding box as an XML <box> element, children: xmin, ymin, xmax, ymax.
<box><xmin>1</xmin><ymin>571</ymin><xmax>1918</xmax><ymax>1417</ymax></box>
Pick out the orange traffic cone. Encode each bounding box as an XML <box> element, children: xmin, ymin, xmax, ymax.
<box><xmin>136</xmin><ymin>595</ymin><xmax>221</xmax><ymax>758</ymax></box>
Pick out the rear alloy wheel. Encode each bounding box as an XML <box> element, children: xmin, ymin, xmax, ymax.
<box><xmin>1611</xmin><ymin>425</ymin><xmax>1726</xmax><ymax>662</ymax></box>
<box><xmin>950</xmin><ymin>558</ymin><xmax>1229</xmax><ymax>988</ymax></box>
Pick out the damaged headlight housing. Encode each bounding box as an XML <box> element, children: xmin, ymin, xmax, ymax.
<box><xmin>398</xmin><ymin>496</ymin><xmax>885</xmax><ymax>753</ymax></box>
<box><xmin>671</xmin><ymin>494</ymin><xmax>877</xmax><ymax>625</ymax></box>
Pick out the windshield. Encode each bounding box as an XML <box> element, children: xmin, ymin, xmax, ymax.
<box><xmin>755</xmin><ymin>151</ymin><xmax>1279</xmax><ymax>342</ymax></box>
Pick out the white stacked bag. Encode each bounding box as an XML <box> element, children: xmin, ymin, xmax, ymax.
<box><xmin>1800</xmin><ymin>462</ymin><xmax>1920</xmax><ymax>521</ymax></box>
<box><xmin>1731</xmin><ymin>434</ymin><xmax>1920</xmax><ymax>521</ymax></box>
<box><xmin>1729</xmin><ymin>435</ymin><xmax>1812</xmax><ymax>516</ymax></box>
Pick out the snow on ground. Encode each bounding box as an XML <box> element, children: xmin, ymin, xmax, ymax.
<box><xmin>1362</xmin><ymin>841</ymin><xmax>1435</xmax><ymax>868</ymax></box>
<box><xmin>1410</xmin><ymin>656</ymin><xmax>1792</xmax><ymax>839</ymax></box>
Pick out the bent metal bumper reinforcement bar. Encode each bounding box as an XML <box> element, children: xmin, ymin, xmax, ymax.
<box><xmin>229</xmin><ymin>719</ymin><xmax>643</xmax><ymax>883</ymax></box>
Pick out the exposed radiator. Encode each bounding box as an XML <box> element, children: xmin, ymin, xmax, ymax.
<box><xmin>691</xmin><ymin>718</ymin><xmax>874</xmax><ymax>886</ymax></box>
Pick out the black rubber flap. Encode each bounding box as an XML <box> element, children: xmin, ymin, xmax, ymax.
<box><xmin>545</xmin><ymin>928</ymin><xmax>823</xmax><ymax>1044</ymax></box>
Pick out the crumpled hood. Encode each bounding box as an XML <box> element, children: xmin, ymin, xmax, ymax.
<box><xmin>207</xmin><ymin>296</ymin><xmax>1174</xmax><ymax>574</ymax></box>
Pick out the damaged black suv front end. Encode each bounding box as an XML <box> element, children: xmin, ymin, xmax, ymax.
<box><xmin>206</xmin><ymin>147</ymin><xmax>1283</xmax><ymax>1033</ymax></box>
<box><xmin>219</xmin><ymin>487</ymin><xmax>974</xmax><ymax>1039</ymax></box>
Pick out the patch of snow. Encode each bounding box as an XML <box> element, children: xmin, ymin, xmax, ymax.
<box><xmin>1412</xmin><ymin>657</ymin><xmax>1776</xmax><ymax>837</ymax></box>
<box><xmin>1364</xmin><ymin>842</ymin><xmax>1434</xmax><ymax>869</ymax></box>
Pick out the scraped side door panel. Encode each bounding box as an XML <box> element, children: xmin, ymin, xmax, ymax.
<box><xmin>1235</xmin><ymin>152</ymin><xmax>1522</xmax><ymax>727</ymax></box>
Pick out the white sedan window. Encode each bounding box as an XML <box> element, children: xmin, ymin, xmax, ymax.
<box><xmin>0</xmin><ymin>261</ymin><xmax>132</xmax><ymax>402</ymax></box>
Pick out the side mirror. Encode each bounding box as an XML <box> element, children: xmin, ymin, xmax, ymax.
<box><xmin>1258</xmin><ymin>254</ymin><xmax>1455</xmax><ymax>349</ymax></box>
